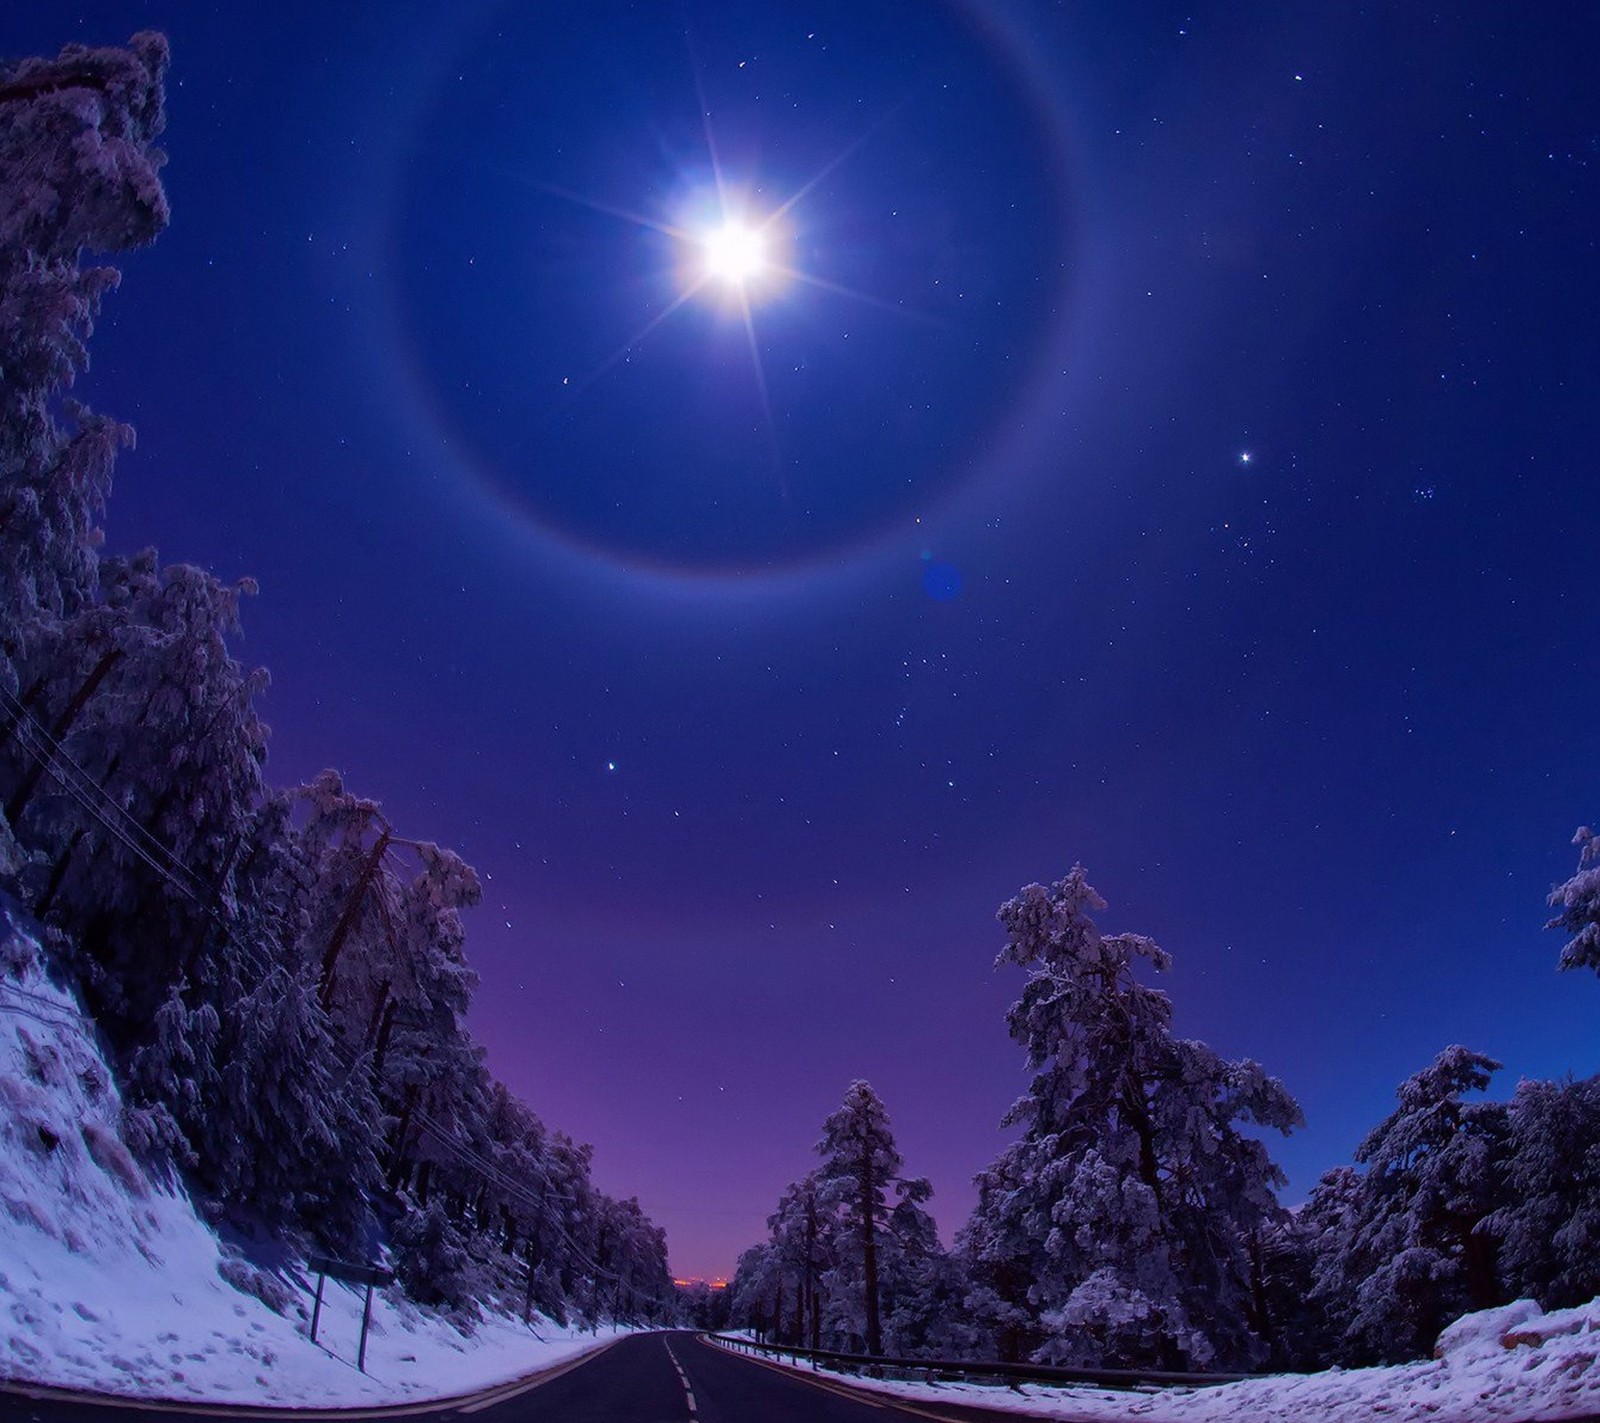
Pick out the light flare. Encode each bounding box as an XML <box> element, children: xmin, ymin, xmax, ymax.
<box><xmin>702</xmin><ymin>219</ymin><xmax>768</xmax><ymax>286</ymax></box>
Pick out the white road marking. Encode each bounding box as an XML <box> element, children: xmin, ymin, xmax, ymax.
<box><xmin>663</xmin><ymin>1339</ymin><xmax>699</xmax><ymax>1421</ymax></box>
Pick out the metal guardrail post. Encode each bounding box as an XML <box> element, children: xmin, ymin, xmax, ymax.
<box><xmin>358</xmin><ymin>1281</ymin><xmax>376</xmax><ymax>1374</ymax></box>
<box><xmin>309</xmin><ymin>1271</ymin><xmax>327</xmax><ymax>1345</ymax></box>
<box><xmin>306</xmin><ymin>1255</ymin><xmax>394</xmax><ymax>1375</ymax></box>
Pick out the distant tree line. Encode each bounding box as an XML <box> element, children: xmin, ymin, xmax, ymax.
<box><xmin>731</xmin><ymin>856</ymin><xmax>1600</xmax><ymax>1371</ymax></box>
<box><xmin>0</xmin><ymin>33</ymin><xmax>676</xmax><ymax>1327</ymax></box>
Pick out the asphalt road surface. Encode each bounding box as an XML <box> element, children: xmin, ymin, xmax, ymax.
<box><xmin>0</xmin><ymin>1332</ymin><xmax>1068</xmax><ymax>1423</ymax></box>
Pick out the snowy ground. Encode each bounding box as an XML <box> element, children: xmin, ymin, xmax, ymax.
<box><xmin>0</xmin><ymin>914</ymin><xmax>626</xmax><ymax>1407</ymax></box>
<box><xmin>713</xmin><ymin>1302</ymin><xmax>1600</xmax><ymax>1423</ymax></box>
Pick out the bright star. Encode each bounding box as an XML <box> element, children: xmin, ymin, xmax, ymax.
<box><xmin>1239</xmin><ymin>451</ymin><xmax>1253</xmax><ymax>465</ymax></box>
<box><xmin>702</xmin><ymin>219</ymin><xmax>768</xmax><ymax>286</ymax></box>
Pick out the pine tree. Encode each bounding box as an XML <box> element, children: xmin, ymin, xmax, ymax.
<box><xmin>816</xmin><ymin>1079</ymin><xmax>923</xmax><ymax>1355</ymax></box>
<box><xmin>964</xmin><ymin>866</ymin><xmax>1301</xmax><ymax>1369</ymax></box>
<box><xmin>878</xmin><ymin>1178</ymin><xmax>976</xmax><ymax>1358</ymax></box>
<box><xmin>730</xmin><ymin>1241</ymin><xmax>783</xmax><ymax>1341</ymax></box>
<box><xmin>1489</xmin><ymin>1075</ymin><xmax>1600</xmax><ymax>1311</ymax></box>
<box><xmin>0</xmin><ymin>31</ymin><xmax>682</xmax><ymax>1333</ymax></box>
<box><xmin>1314</xmin><ymin>1046</ymin><xmax>1508</xmax><ymax>1364</ymax></box>
<box><xmin>1549</xmin><ymin>826</ymin><xmax>1600</xmax><ymax>976</ymax></box>
<box><xmin>0</xmin><ymin>33</ymin><xmax>169</xmax><ymax>704</ymax></box>
<box><xmin>21</xmin><ymin>554</ymin><xmax>270</xmax><ymax>1039</ymax></box>
<box><xmin>769</xmin><ymin>1171</ymin><xmax>830</xmax><ymax>1349</ymax></box>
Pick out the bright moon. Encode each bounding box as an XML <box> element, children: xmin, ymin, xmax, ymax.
<box><xmin>702</xmin><ymin>220</ymin><xmax>768</xmax><ymax>285</ymax></box>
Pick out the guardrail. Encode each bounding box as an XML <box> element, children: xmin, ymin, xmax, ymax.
<box><xmin>706</xmin><ymin>1332</ymin><xmax>1247</xmax><ymax>1391</ymax></box>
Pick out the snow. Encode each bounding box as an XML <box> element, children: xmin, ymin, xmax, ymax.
<box><xmin>0</xmin><ymin>919</ymin><xmax>626</xmax><ymax>1406</ymax></box>
<box><xmin>711</xmin><ymin>1302</ymin><xmax>1600</xmax><ymax>1423</ymax></box>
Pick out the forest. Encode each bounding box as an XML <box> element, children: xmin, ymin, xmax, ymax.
<box><xmin>718</xmin><ymin>859</ymin><xmax>1600</xmax><ymax>1369</ymax></box>
<box><xmin>5</xmin><ymin>30</ymin><xmax>1599</xmax><ymax>1378</ymax></box>
<box><xmin>0</xmin><ymin>32</ymin><xmax>677</xmax><ymax>1330</ymax></box>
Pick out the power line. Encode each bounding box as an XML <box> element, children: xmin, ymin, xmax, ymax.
<box><xmin>0</xmin><ymin>684</ymin><xmax>672</xmax><ymax>1311</ymax></box>
<box><xmin>0</xmin><ymin>684</ymin><xmax>211</xmax><ymax>901</ymax></box>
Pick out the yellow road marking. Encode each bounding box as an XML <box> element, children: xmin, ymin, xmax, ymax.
<box><xmin>698</xmin><ymin>1336</ymin><xmax>1063</xmax><ymax>1423</ymax></box>
<box><xmin>0</xmin><ymin>1336</ymin><xmax>623</xmax><ymax>1421</ymax></box>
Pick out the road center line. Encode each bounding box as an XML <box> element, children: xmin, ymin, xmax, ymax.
<box><xmin>663</xmin><ymin>1339</ymin><xmax>699</xmax><ymax>1420</ymax></box>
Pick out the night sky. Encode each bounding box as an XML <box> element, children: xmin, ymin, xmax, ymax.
<box><xmin>8</xmin><ymin>2</ymin><xmax>1598</xmax><ymax>1280</ymax></box>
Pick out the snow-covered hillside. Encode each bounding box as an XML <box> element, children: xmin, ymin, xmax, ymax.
<box><xmin>723</xmin><ymin>1297</ymin><xmax>1600</xmax><ymax>1423</ymax></box>
<box><xmin>0</xmin><ymin>910</ymin><xmax>620</xmax><ymax>1406</ymax></box>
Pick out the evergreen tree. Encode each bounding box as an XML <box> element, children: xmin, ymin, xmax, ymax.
<box><xmin>0</xmin><ymin>33</ymin><xmax>169</xmax><ymax>703</ymax></box>
<box><xmin>0</xmin><ymin>32</ymin><xmax>679</xmax><ymax>1332</ymax></box>
<box><xmin>878</xmin><ymin>1179</ymin><xmax>977</xmax><ymax>1358</ymax></box>
<box><xmin>1490</xmin><ymin>1075</ymin><xmax>1600</xmax><ymax>1310</ymax></box>
<box><xmin>1314</xmin><ymin>1046</ymin><xmax>1508</xmax><ymax>1364</ymax></box>
<box><xmin>1549</xmin><ymin>825</ymin><xmax>1600</xmax><ymax>976</ymax></box>
<box><xmin>817</xmin><ymin>1079</ymin><xmax>922</xmax><ymax>1355</ymax></box>
<box><xmin>769</xmin><ymin>1171</ymin><xmax>830</xmax><ymax>1349</ymax></box>
<box><xmin>964</xmin><ymin>866</ymin><xmax>1301</xmax><ymax>1369</ymax></box>
<box><xmin>21</xmin><ymin>554</ymin><xmax>270</xmax><ymax>1039</ymax></box>
<box><xmin>730</xmin><ymin>1241</ymin><xmax>782</xmax><ymax>1341</ymax></box>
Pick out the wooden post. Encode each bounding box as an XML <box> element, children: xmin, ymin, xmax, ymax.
<box><xmin>309</xmin><ymin>1271</ymin><xmax>327</xmax><ymax>1344</ymax></box>
<box><xmin>358</xmin><ymin>1282</ymin><xmax>375</xmax><ymax>1373</ymax></box>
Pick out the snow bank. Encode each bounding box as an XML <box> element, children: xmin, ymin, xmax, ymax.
<box><xmin>716</xmin><ymin>1298</ymin><xmax>1600</xmax><ymax>1423</ymax></box>
<box><xmin>0</xmin><ymin>914</ymin><xmax>623</xmax><ymax>1406</ymax></box>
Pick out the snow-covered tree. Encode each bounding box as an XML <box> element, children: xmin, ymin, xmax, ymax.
<box><xmin>594</xmin><ymin>1195</ymin><xmax>675</xmax><ymax>1324</ymax></box>
<box><xmin>393</xmin><ymin>1197</ymin><xmax>481</xmax><ymax>1316</ymax></box>
<box><xmin>0</xmin><ymin>31</ymin><xmax>679</xmax><ymax>1332</ymax></box>
<box><xmin>19</xmin><ymin>554</ymin><xmax>270</xmax><ymax>1037</ymax></box>
<box><xmin>1490</xmin><ymin>1074</ymin><xmax>1600</xmax><ymax>1310</ymax></box>
<box><xmin>878</xmin><ymin>1179</ymin><xmax>978</xmax><ymax>1358</ymax></box>
<box><xmin>1549</xmin><ymin>826</ymin><xmax>1600</xmax><ymax>977</ymax></box>
<box><xmin>963</xmin><ymin>866</ymin><xmax>1301</xmax><ymax>1370</ymax></box>
<box><xmin>0</xmin><ymin>33</ymin><xmax>169</xmax><ymax>703</ymax></box>
<box><xmin>1314</xmin><ymin>1046</ymin><xmax>1508</xmax><ymax>1364</ymax></box>
<box><xmin>769</xmin><ymin>1171</ymin><xmax>831</xmax><ymax>1349</ymax></box>
<box><xmin>817</xmin><ymin>1079</ymin><xmax>926</xmax><ymax>1355</ymax></box>
<box><xmin>730</xmin><ymin>1241</ymin><xmax>784</xmax><ymax>1340</ymax></box>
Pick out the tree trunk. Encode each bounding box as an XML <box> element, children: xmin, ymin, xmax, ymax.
<box><xmin>362</xmin><ymin>981</ymin><xmax>392</xmax><ymax>1052</ymax></box>
<box><xmin>1245</xmin><ymin>1226</ymin><xmax>1277</xmax><ymax>1359</ymax></box>
<box><xmin>5</xmin><ymin>647</ymin><xmax>123</xmax><ymax>825</ymax></box>
<box><xmin>1461</xmin><ymin>1215</ymin><xmax>1500</xmax><ymax>1311</ymax></box>
<box><xmin>372</xmin><ymin>997</ymin><xmax>399</xmax><ymax>1079</ymax></box>
<box><xmin>1123</xmin><ymin>1075</ymin><xmax>1163</xmax><ymax>1207</ymax></box>
<box><xmin>386</xmin><ymin>1089</ymin><xmax>417</xmax><ymax>1189</ymax></box>
<box><xmin>0</xmin><ymin>675</ymin><xmax>47</xmax><ymax>754</ymax></box>
<box><xmin>318</xmin><ymin>828</ymin><xmax>391</xmax><ymax>1006</ymax></box>
<box><xmin>861</xmin><ymin>1155</ymin><xmax>881</xmax><ymax>1355</ymax></box>
<box><xmin>34</xmin><ymin>745</ymin><xmax>127</xmax><ymax>921</ymax></box>
<box><xmin>33</xmin><ymin>826</ymin><xmax>86</xmax><ymax>918</ymax></box>
<box><xmin>807</xmin><ymin>1191</ymin><xmax>823</xmax><ymax>1350</ymax></box>
<box><xmin>523</xmin><ymin>1243</ymin><xmax>538</xmax><ymax>1324</ymax></box>
<box><xmin>179</xmin><ymin>831</ymin><xmax>246</xmax><ymax>981</ymax></box>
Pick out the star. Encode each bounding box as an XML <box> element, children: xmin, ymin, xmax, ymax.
<box><xmin>700</xmin><ymin>218</ymin><xmax>770</xmax><ymax>288</ymax></box>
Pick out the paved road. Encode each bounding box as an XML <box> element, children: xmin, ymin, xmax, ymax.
<box><xmin>0</xmin><ymin>1331</ymin><xmax>1062</xmax><ymax>1423</ymax></box>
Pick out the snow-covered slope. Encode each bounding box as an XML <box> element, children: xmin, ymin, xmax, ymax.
<box><xmin>0</xmin><ymin>910</ymin><xmax>621</xmax><ymax>1406</ymax></box>
<box><xmin>722</xmin><ymin>1297</ymin><xmax>1600</xmax><ymax>1423</ymax></box>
